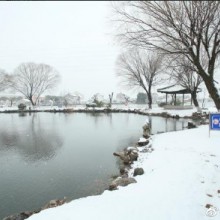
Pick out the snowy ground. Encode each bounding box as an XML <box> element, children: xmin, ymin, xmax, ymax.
<box><xmin>29</xmin><ymin>123</ymin><xmax>220</xmax><ymax>220</ymax></box>
<box><xmin>0</xmin><ymin>103</ymin><xmax>218</xmax><ymax>117</ymax></box>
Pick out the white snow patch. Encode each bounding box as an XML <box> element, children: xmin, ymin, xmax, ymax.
<box><xmin>145</xmin><ymin>118</ymin><xmax>149</xmax><ymax>124</ymax></box>
<box><xmin>138</xmin><ymin>137</ymin><xmax>147</xmax><ymax>143</ymax></box>
<box><xmin>126</xmin><ymin>146</ymin><xmax>138</xmax><ymax>151</ymax></box>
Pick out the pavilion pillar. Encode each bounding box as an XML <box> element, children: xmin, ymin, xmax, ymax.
<box><xmin>174</xmin><ymin>94</ymin><xmax>176</xmax><ymax>105</ymax></box>
<box><xmin>182</xmin><ymin>94</ymin><xmax>184</xmax><ymax>106</ymax></box>
<box><xmin>166</xmin><ymin>94</ymin><xmax>167</xmax><ymax>104</ymax></box>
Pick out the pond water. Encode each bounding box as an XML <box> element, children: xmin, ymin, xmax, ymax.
<box><xmin>0</xmin><ymin>112</ymin><xmax>193</xmax><ymax>218</ymax></box>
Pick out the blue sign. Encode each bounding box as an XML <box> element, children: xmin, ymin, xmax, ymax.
<box><xmin>210</xmin><ymin>113</ymin><xmax>220</xmax><ymax>130</ymax></box>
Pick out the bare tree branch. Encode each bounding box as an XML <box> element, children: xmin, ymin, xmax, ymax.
<box><xmin>168</xmin><ymin>56</ymin><xmax>203</xmax><ymax>107</ymax></box>
<box><xmin>116</xmin><ymin>48</ymin><xmax>164</xmax><ymax>109</ymax></box>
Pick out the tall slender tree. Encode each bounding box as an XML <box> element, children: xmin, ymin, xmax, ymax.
<box><xmin>116</xmin><ymin>49</ymin><xmax>164</xmax><ymax>109</ymax></box>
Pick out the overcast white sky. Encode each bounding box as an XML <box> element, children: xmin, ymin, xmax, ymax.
<box><xmin>0</xmin><ymin>1</ymin><xmax>133</xmax><ymax>100</ymax></box>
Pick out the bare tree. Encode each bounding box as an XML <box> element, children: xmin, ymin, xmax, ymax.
<box><xmin>112</xmin><ymin>1</ymin><xmax>220</xmax><ymax>110</ymax></box>
<box><xmin>9</xmin><ymin>62</ymin><xmax>60</xmax><ymax>106</ymax></box>
<box><xmin>169</xmin><ymin>56</ymin><xmax>203</xmax><ymax>107</ymax></box>
<box><xmin>116</xmin><ymin>49</ymin><xmax>164</xmax><ymax>109</ymax></box>
<box><xmin>73</xmin><ymin>91</ymin><xmax>84</xmax><ymax>104</ymax></box>
<box><xmin>0</xmin><ymin>69</ymin><xmax>10</xmax><ymax>92</ymax></box>
<box><xmin>91</xmin><ymin>93</ymin><xmax>104</xmax><ymax>102</ymax></box>
<box><xmin>116</xmin><ymin>93</ymin><xmax>130</xmax><ymax>105</ymax></box>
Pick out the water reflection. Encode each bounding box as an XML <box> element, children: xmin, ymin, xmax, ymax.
<box><xmin>0</xmin><ymin>114</ymin><xmax>63</xmax><ymax>162</ymax></box>
<box><xmin>18</xmin><ymin>112</ymin><xmax>28</xmax><ymax>117</ymax></box>
<box><xmin>149</xmin><ymin>116</ymin><xmax>187</xmax><ymax>134</ymax></box>
<box><xmin>87</xmin><ymin>112</ymin><xmax>106</xmax><ymax>126</ymax></box>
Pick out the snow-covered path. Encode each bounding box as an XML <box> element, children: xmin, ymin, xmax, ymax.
<box><xmin>29</xmin><ymin>125</ymin><xmax>220</xmax><ymax>220</ymax></box>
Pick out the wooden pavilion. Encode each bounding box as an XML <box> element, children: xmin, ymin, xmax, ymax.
<box><xmin>157</xmin><ymin>85</ymin><xmax>201</xmax><ymax>110</ymax></box>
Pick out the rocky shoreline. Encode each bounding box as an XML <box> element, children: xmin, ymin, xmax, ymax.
<box><xmin>109</xmin><ymin>137</ymin><xmax>152</xmax><ymax>191</ymax></box>
<box><xmin>3</xmin><ymin>198</ymin><xmax>68</xmax><ymax>220</ymax></box>
<box><xmin>0</xmin><ymin>107</ymin><xmax>210</xmax><ymax>121</ymax></box>
<box><xmin>2</xmin><ymin>109</ymin><xmax>209</xmax><ymax>220</ymax></box>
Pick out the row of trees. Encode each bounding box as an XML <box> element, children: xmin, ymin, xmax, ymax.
<box><xmin>0</xmin><ymin>62</ymin><xmax>60</xmax><ymax>106</ymax></box>
<box><xmin>113</xmin><ymin>1</ymin><xmax>220</xmax><ymax>110</ymax></box>
<box><xmin>116</xmin><ymin>48</ymin><xmax>203</xmax><ymax>109</ymax></box>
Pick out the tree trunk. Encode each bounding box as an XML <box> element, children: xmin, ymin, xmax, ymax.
<box><xmin>147</xmin><ymin>92</ymin><xmax>152</xmax><ymax>109</ymax></box>
<box><xmin>203</xmin><ymin>77</ymin><xmax>220</xmax><ymax>111</ymax></box>
<box><xmin>30</xmin><ymin>97</ymin><xmax>35</xmax><ymax>106</ymax></box>
<box><xmin>191</xmin><ymin>90</ymin><xmax>199</xmax><ymax>107</ymax></box>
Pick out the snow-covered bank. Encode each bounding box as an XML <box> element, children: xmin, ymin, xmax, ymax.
<box><xmin>29</xmin><ymin>125</ymin><xmax>220</xmax><ymax>220</ymax></box>
<box><xmin>0</xmin><ymin>105</ymin><xmax>214</xmax><ymax>119</ymax></box>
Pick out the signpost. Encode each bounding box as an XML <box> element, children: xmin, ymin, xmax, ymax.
<box><xmin>209</xmin><ymin>113</ymin><xmax>220</xmax><ymax>137</ymax></box>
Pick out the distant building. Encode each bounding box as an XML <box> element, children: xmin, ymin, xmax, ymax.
<box><xmin>63</xmin><ymin>93</ymin><xmax>81</xmax><ymax>105</ymax></box>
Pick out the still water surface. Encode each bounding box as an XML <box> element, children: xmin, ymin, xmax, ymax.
<box><xmin>0</xmin><ymin>112</ymin><xmax>191</xmax><ymax>218</ymax></box>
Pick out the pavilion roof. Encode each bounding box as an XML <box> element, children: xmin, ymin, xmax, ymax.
<box><xmin>157</xmin><ymin>84</ymin><xmax>201</xmax><ymax>94</ymax></box>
